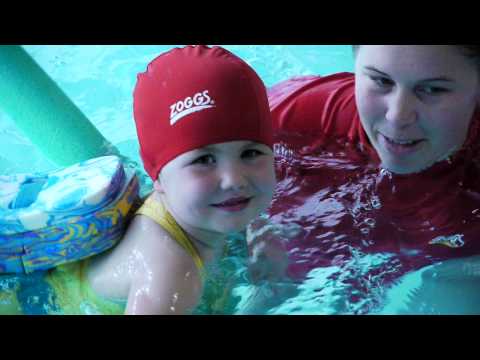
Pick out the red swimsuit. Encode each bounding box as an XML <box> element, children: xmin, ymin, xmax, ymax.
<box><xmin>266</xmin><ymin>72</ymin><xmax>480</xmax><ymax>281</ymax></box>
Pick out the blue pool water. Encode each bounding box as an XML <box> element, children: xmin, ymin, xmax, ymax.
<box><xmin>0</xmin><ymin>45</ymin><xmax>354</xmax><ymax>176</ymax></box>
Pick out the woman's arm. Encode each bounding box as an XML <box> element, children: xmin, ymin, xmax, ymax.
<box><xmin>379</xmin><ymin>255</ymin><xmax>480</xmax><ymax>315</ymax></box>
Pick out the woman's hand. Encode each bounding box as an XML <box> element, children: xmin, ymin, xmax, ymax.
<box><xmin>379</xmin><ymin>255</ymin><xmax>480</xmax><ymax>315</ymax></box>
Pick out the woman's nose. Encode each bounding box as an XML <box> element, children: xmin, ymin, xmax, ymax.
<box><xmin>385</xmin><ymin>89</ymin><xmax>418</xmax><ymax>129</ymax></box>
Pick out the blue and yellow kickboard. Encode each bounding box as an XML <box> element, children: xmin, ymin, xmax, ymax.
<box><xmin>0</xmin><ymin>156</ymin><xmax>139</xmax><ymax>273</ymax></box>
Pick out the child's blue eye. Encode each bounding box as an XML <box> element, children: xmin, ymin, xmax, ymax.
<box><xmin>192</xmin><ymin>154</ymin><xmax>216</xmax><ymax>165</ymax></box>
<box><xmin>242</xmin><ymin>149</ymin><xmax>263</xmax><ymax>159</ymax></box>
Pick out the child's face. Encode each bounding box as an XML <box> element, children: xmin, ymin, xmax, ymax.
<box><xmin>155</xmin><ymin>140</ymin><xmax>276</xmax><ymax>236</ymax></box>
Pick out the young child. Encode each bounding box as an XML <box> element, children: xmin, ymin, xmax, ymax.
<box><xmin>83</xmin><ymin>45</ymin><xmax>276</xmax><ymax>314</ymax></box>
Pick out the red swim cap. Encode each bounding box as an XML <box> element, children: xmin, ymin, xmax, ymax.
<box><xmin>133</xmin><ymin>45</ymin><xmax>273</xmax><ymax>180</ymax></box>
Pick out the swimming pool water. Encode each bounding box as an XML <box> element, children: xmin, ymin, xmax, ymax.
<box><xmin>0</xmin><ymin>45</ymin><xmax>354</xmax><ymax>176</ymax></box>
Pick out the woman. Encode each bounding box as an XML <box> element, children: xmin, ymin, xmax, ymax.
<box><xmin>252</xmin><ymin>46</ymin><xmax>480</xmax><ymax>314</ymax></box>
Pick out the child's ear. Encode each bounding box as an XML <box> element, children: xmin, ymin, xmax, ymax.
<box><xmin>153</xmin><ymin>178</ymin><xmax>165</xmax><ymax>193</ymax></box>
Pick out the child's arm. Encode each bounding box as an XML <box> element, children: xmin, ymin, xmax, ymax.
<box><xmin>123</xmin><ymin>217</ymin><xmax>203</xmax><ymax>315</ymax></box>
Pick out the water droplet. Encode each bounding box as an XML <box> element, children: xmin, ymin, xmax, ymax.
<box><xmin>371</xmin><ymin>201</ymin><xmax>381</xmax><ymax>210</ymax></box>
<box><xmin>360</xmin><ymin>227</ymin><xmax>370</xmax><ymax>235</ymax></box>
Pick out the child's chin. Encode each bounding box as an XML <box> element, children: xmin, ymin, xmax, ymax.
<box><xmin>217</xmin><ymin>222</ymin><xmax>249</xmax><ymax>234</ymax></box>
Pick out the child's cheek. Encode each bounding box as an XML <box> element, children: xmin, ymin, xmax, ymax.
<box><xmin>255</xmin><ymin>158</ymin><xmax>276</xmax><ymax>188</ymax></box>
<box><xmin>186</xmin><ymin>177</ymin><xmax>217</xmax><ymax>200</ymax></box>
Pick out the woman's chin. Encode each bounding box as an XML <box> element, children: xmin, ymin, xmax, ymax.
<box><xmin>380</xmin><ymin>159</ymin><xmax>433</xmax><ymax>175</ymax></box>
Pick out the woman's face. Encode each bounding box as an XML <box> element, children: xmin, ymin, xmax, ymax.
<box><xmin>355</xmin><ymin>45</ymin><xmax>480</xmax><ymax>174</ymax></box>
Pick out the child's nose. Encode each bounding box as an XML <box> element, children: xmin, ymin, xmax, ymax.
<box><xmin>219</xmin><ymin>167</ymin><xmax>248</xmax><ymax>191</ymax></box>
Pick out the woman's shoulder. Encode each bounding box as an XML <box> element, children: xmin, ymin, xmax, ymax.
<box><xmin>268</xmin><ymin>72</ymin><xmax>360</xmax><ymax>140</ymax></box>
<box><xmin>268</xmin><ymin>72</ymin><xmax>355</xmax><ymax>111</ymax></box>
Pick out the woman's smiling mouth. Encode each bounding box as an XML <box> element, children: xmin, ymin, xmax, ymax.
<box><xmin>379</xmin><ymin>132</ymin><xmax>426</xmax><ymax>156</ymax></box>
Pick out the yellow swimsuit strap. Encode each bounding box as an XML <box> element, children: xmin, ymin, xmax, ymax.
<box><xmin>135</xmin><ymin>197</ymin><xmax>205</xmax><ymax>277</ymax></box>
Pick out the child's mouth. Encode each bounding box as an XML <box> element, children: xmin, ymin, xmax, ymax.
<box><xmin>211</xmin><ymin>197</ymin><xmax>252</xmax><ymax>212</ymax></box>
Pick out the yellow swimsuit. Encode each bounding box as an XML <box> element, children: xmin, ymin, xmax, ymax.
<box><xmin>134</xmin><ymin>197</ymin><xmax>242</xmax><ymax>314</ymax></box>
<box><xmin>46</xmin><ymin>196</ymin><xmax>206</xmax><ymax>314</ymax></box>
<box><xmin>0</xmin><ymin>197</ymin><xmax>239</xmax><ymax>314</ymax></box>
<box><xmin>135</xmin><ymin>197</ymin><xmax>205</xmax><ymax>276</ymax></box>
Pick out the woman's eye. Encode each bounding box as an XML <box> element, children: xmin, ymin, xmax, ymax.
<box><xmin>242</xmin><ymin>149</ymin><xmax>263</xmax><ymax>159</ymax></box>
<box><xmin>371</xmin><ymin>76</ymin><xmax>394</xmax><ymax>88</ymax></box>
<box><xmin>417</xmin><ymin>86</ymin><xmax>449</xmax><ymax>95</ymax></box>
<box><xmin>192</xmin><ymin>154</ymin><xmax>216</xmax><ymax>165</ymax></box>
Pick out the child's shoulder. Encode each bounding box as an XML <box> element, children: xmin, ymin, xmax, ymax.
<box><xmin>87</xmin><ymin>209</ymin><xmax>197</xmax><ymax>302</ymax></box>
<box><xmin>122</xmin><ymin>194</ymin><xmax>203</xmax><ymax>275</ymax></box>
<box><xmin>126</xmin><ymin>212</ymin><xmax>203</xmax><ymax>304</ymax></box>
<box><xmin>128</xmin><ymin>211</ymin><xmax>196</xmax><ymax>270</ymax></box>
<box><xmin>129</xmin><ymin>213</ymin><xmax>182</xmax><ymax>252</ymax></box>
